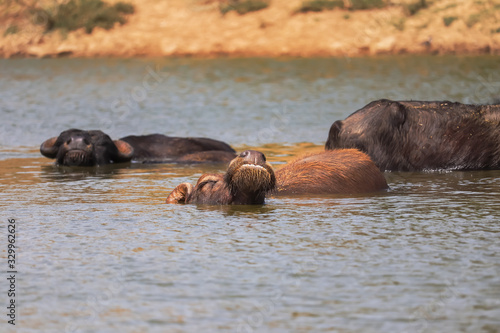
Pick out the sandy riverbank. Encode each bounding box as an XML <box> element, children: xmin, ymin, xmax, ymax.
<box><xmin>1</xmin><ymin>0</ymin><xmax>500</xmax><ymax>58</ymax></box>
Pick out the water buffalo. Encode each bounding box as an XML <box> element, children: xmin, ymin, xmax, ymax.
<box><xmin>325</xmin><ymin>99</ymin><xmax>500</xmax><ymax>171</ymax></box>
<box><xmin>40</xmin><ymin>129</ymin><xmax>236</xmax><ymax>166</ymax></box>
<box><xmin>40</xmin><ymin>129</ymin><xmax>134</xmax><ymax>166</ymax></box>
<box><xmin>119</xmin><ymin>134</ymin><xmax>236</xmax><ymax>163</ymax></box>
<box><xmin>166</xmin><ymin>149</ymin><xmax>388</xmax><ymax>205</ymax></box>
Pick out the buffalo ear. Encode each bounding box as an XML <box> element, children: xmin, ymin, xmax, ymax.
<box><xmin>388</xmin><ymin>102</ymin><xmax>407</xmax><ymax>128</ymax></box>
<box><xmin>113</xmin><ymin>140</ymin><xmax>134</xmax><ymax>162</ymax></box>
<box><xmin>40</xmin><ymin>137</ymin><xmax>59</xmax><ymax>158</ymax></box>
<box><xmin>325</xmin><ymin>120</ymin><xmax>342</xmax><ymax>150</ymax></box>
<box><xmin>166</xmin><ymin>183</ymin><xmax>193</xmax><ymax>204</ymax></box>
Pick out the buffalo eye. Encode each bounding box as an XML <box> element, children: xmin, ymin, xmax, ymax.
<box><xmin>198</xmin><ymin>180</ymin><xmax>217</xmax><ymax>190</ymax></box>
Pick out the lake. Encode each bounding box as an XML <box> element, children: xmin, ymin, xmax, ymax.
<box><xmin>0</xmin><ymin>56</ymin><xmax>499</xmax><ymax>332</ymax></box>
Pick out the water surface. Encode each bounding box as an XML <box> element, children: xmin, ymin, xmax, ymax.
<box><xmin>0</xmin><ymin>56</ymin><xmax>499</xmax><ymax>332</ymax></box>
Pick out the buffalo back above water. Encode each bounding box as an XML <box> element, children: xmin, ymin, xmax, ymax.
<box><xmin>119</xmin><ymin>134</ymin><xmax>236</xmax><ymax>163</ymax></box>
<box><xmin>41</xmin><ymin>129</ymin><xmax>237</xmax><ymax>166</ymax></box>
<box><xmin>166</xmin><ymin>149</ymin><xmax>388</xmax><ymax>205</ymax></box>
<box><xmin>274</xmin><ymin>149</ymin><xmax>388</xmax><ymax>195</ymax></box>
<box><xmin>325</xmin><ymin>99</ymin><xmax>500</xmax><ymax>171</ymax></box>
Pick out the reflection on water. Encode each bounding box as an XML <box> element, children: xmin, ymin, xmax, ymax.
<box><xmin>1</xmin><ymin>57</ymin><xmax>499</xmax><ymax>332</ymax></box>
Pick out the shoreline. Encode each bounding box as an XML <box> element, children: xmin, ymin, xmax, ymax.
<box><xmin>3</xmin><ymin>51</ymin><xmax>498</xmax><ymax>60</ymax></box>
<box><xmin>1</xmin><ymin>0</ymin><xmax>500</xmax><ymax>59</ymax></box>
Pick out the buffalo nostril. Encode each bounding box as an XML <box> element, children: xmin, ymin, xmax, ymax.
<box><xmin>65</xmin><ymin>137</ymin><xmax>90</xmax><ymax>149</ymax></box>
<box><xmin>240</xmin><ymin>150</ymin><xmax>267</xmax><ymax>164</ymax></box>
<box><xmin>254</xmin><ymin>152</ymin><xmax>266</xmax><ymax>164</ymax></box>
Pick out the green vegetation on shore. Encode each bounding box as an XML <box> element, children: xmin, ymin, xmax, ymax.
<box><xmin>404</xmin><ymin>0</ymin><xmax>429</xmax><ymax>16</ymax></box>
<box><xmin>219</xmin><ymin>0</ymin><xmax>270</xmax><ymax>15</ymax></box>
<box><xmin>48</xmin><ymin>0</ymin><xmax>134</xmax><ymax>34</ymax></box>
<box><xmin>443</xmin><ymin>16</ymin><xmax>458</xmax><ymax>26</ymax></box>
<box><xmin>295</xmin><ymin>0</ymin><xmax>429</xmax><ymax>15</ymax></box>
<box><xmin>295</xmin><ymin>0</ymin><xmax>344</xmax><ymax>13</ymax></box>
<box><xmin>5</xmin><ymin>0</ymin><xmax>135</xmax><ymax>35</ymax></box>
<box><xmin>296</xmin><ymin>0</ymin><xmax>386</xmax><ymax>13</ymax></box>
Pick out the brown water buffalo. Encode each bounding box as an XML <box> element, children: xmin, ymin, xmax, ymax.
<box><xmin>166</xmin><ymin>149</ymin><xmax>388</xmax><ymax>205</ymax></box>
<box><xmin>325</xmin><ymin>99</ymin><xmax>500</xmax><ymax>171</ymax></box>
<box><xmin>40</xmin><ymin>129</ymin><xmax>236</xmax><ymax>166</ymax></box>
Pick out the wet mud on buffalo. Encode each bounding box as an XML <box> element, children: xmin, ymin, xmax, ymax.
<box><xmin>325</xmin><ymin>99</ymin><xmax>500</xmax><ymax>171</ymax></box>
<box><xmin>166</xmin><ymin>149</ymin><xmax>388</xmax><ymax>205</ymax></box>
<box><xmin>40</xmin><ymin>129</ymin><xmax>237</xmax><ymax>166</ymax></box>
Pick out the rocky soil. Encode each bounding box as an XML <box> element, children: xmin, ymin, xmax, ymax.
<box><xmin>1</xmin><ymin>0</ymin><xmax>500</xmax><ymax>58</ymax></box>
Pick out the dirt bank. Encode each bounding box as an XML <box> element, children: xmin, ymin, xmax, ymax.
<box><xmin>1</xmin><ymin>0</ymin><xmax>500</xmax><ymax>58</ymax></box>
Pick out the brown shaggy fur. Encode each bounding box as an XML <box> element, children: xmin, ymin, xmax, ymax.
<box><xmin>274</xmin><ymin>149</ymin><xmax>388</xmax><ymax>195</ymax></box>
<box><xmin>166</xmin><ymin>149</ymin><xmax>388</xmax><ymax>205</ymax></box>
<box><xmin>166</xmin><ymin>150</ymin><xmax>275</xmax><ymax>205</ymax></box>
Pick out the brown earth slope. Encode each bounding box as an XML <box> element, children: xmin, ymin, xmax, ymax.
<box><xmin>1</xmin><ymin>0</ymin><xmax>500</xmax><ymax>58</ymax></box>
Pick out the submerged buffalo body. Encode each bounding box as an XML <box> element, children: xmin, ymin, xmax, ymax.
<box><xmin>325</xmin><ymin>99</ymin><xmax>500</xmax><ymax>171</ymax></box>
<box><xmin>40</xmin><ymin>129</ymin><xmax>236</xmax><ymax>166</ymax></box>
<box><xmin>119</xmin><ymin>134</ymin><xmax>236</xmax><ymax>163</ymax></box>
<box><xmin>166</xmin><ymin>149</ymin><xmax>388</xmax><ymax>205</ymax></box>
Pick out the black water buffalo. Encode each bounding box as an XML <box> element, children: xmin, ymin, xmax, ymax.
<box><xmin>325</xmin><ymin>99</ymin><xmax>500</xmax><ymax>171</ymax></box>
<box><xmin>40</xmin><ymin>129</ymin><xmax>134</xmax><ymax>166</ymax></box>
<box><xmin>119</xmin><ymin>134</ymin><xmax>236</xmax><ymax>163</ymax></box>
<box><xmin>40</xmin><ymin>129</ymin><xmax>236</xmax><ymax>166</ymax></box>
<box><xmin>166</xmin><ymin>149</ymin><xmax>388</xmax><ymax>205</ymax></box>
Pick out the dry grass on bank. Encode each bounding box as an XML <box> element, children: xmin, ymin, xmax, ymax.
<box><xmin>1</xmin><ymin>0</ymin><xmax>500</xmax><ymax>57</ymax></box>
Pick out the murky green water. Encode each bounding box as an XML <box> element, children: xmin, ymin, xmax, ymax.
<box><xmin>1</xmin><ymin>56</ymin><xmax>499</xmax><ymax>332</ymax></box>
